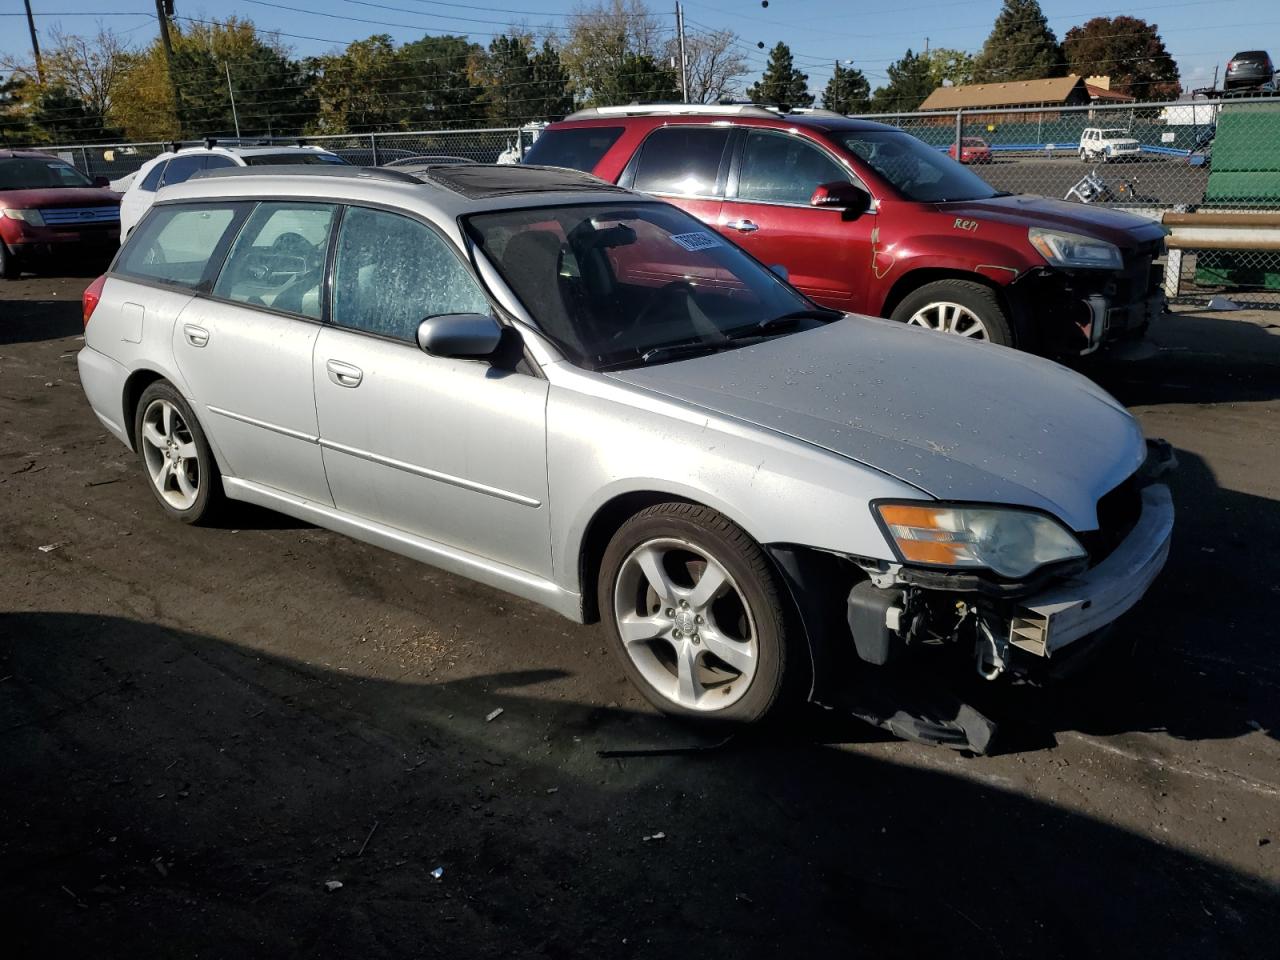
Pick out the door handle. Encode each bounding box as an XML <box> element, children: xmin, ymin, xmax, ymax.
<box><xmin>183</xmin><ymin>324</ymin><xmax>209</xmax><ymax>348</ymax></box>
<box><xmin>326</xmin><ymin>359</ymin><xmax>363</xmax><ymax>388</ymax></box>
<box><xmin>724</xmin><ymin>219</ymin><xmax>759</xmax><ymax>233</ymax></box>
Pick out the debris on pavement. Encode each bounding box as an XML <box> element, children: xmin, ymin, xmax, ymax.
<box><xmin>324</xmin><ymin>880</ymin><xmax>343</xmax><ymax>892</ymax></box>
<box><xmin>642</xmin><ymin>831</ymin><xmax>666</xmax><ymax>842</ymax></box>
<box><xmin>484</xmin><ymin>708</ymin><xmax>504</xmax><ymax>722</ymax></box>
<box><xmin>431</xmin><ymin>866</ymin><xmax>445</xmax><ymax>880</ymax></box>
<box><xmin>37</xmin><ymin>543</ymin><xmax>62</xmax><ymax>553</ymax></box>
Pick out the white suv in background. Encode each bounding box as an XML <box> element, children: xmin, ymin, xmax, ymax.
<box><xmin>118</xmin><ymin>142</ymin><xmax>346</xmax><ymax>241</ymax></box>
<box><xmin>1079</xmin><ymin>128</ymin><xmax>1142</xmax><ymax>163</ymax></box>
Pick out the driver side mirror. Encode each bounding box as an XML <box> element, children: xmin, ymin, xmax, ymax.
<box><xmin>416</xmin><ymin>313</ymin><xmax>504</xmax><ymax>360</ymax></box>
<box><xmin>810</xmin><ymin>181</ymin><xmax>872</xmax><ymax>218</ymax></box>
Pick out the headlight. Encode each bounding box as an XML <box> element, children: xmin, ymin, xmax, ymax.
<box><xmin>873</xmin><ymin>502</ymin><xmax>1086</xmax><ymax>580</ymax></box>
<box><xmin>2</xmin><ymin>208</ymin><xmax>45</xmax><ymax>227</ymax></box>
<box><xmin>1028</xmin><ymin>227</ymin><xmax>1122</xmax><ymax>269</ymax></box>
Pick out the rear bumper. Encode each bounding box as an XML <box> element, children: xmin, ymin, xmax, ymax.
<box><xmin>77</xmin><ymin>346</ymin><xmax>131</xmax><ymax>447</ymax></box>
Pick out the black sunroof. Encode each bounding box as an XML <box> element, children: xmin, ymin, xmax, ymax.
<box><xmin>419</xmin><ymin>163</ymin><xmax>630</xmax><ymax>199</ymax></box>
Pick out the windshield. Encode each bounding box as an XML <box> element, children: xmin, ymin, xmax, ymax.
<box><xmin>0</xmin><ymin>157</ymin><xmax>95</xmax><ymax>190</ymax></box>
<box><xmin>1102</xmin><ymin>130</ymin><xmax>1130</xmax><ymax>138</ymax></box>
<box><xmin>837</xmin><ymin>131</ymin><xmax>997</xmax><ymax>202</ymax></box>
<box><xmin>466</xmin><ymin>203</ymin><xmax>823</xmax><ymax>371</ymax></box>
<box><xmin>243</xmin><ymin>153</ymin><xmax>347</xmax><ymax>166</ymax></box>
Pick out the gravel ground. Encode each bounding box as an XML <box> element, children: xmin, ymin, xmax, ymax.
<box><xmin>1</xmin><ymin>275</ymin><xmax>1277</xmax><ymax>958</ymax></box>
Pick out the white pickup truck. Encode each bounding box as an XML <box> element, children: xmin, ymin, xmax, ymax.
<box><xmin>1079</xmin><ymin>128</ymin><xmax>1142</xmax><ymax>162</ymax></box>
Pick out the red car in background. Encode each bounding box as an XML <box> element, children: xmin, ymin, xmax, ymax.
<box><xmin>523</xmin><ymin>105</ymin><xmax>1166</xmax><ymax>357</ymax></box>
<box><xmin>0</xmin><ymin>149</ymin><xmax>121</xmax><ymax>280</ymax></box>
<box><xmin>947</xmin><ymin>137</ymin><xmax>993</xmax><ymax>164</ymax></box>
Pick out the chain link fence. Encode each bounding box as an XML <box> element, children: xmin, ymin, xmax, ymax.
<box><xmin>856</xmin><ymin>96</ymin><xmax>1280</xmax><ymax>306</ymax></box>
<box><xmin>33</xmin><ymin>98</ymin><xmax>1280</xmax><ymax>307</ymax></box>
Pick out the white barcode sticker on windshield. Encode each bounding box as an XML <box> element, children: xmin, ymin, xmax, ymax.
<box><xmin>669</xmin><ymin>232</ymin><xmax>721</xmax><ymax>252</ymax></box>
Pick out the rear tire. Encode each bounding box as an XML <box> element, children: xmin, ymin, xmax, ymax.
<box><xmin>133</xmin><ymin>380</ymin><xmax>224</xmax><ymax>525</ymax></box>
<box><xmin>598</xmin><ymin>502</ymin><xmax>797</xmax><ymax>723</ymax></box>
<box><xmin>890</xmin><ymin>279</ymin><xmax>1017</xmax><ymax>348</ymax></box>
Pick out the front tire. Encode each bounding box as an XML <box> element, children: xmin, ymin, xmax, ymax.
<box><xmin>890</xmin><ymin>279</ymin><xmax>1017</xmax><ymax>347</ymax></box>
<box><xmin>133</xmin><ymin>380</ymin><xmax>223</xmax><ymax>524</ymax></box>
<box><xmin>598</xmin><ymin>503</ymin><xmax>795</xmax><ymax>722</ymax></box>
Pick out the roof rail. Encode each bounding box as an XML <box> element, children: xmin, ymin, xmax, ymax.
<box><xmin>786</xmin><ymin>107</ymin><xmax>850</xmax><ymax>119</ymax></box>
<box><xmin>564</xmin><ymin>102</ymin><xmax>779</xmax><ymax>120</ymax></box>
<box><xmin>191</xmin><ymin>165</ymin><xmax>422</xmax><ymax>184</ymax></box>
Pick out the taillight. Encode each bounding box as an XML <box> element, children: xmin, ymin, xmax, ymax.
<box><xmin>82</xmin><ymin>274</ymin><xmax>107</xmax><ymax>328</ymax></box>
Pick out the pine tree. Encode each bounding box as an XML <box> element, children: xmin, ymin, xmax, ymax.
<box><xmin>821</xmin><ymin>62</ymin><xmax>870</xmax><ymax>114</ymax></box>
<box><xmin>869</xmin><ymin>50</ymin><xmax>933</xmax><ymax>113</ymax></box>
<box><xmin>971</xmin><ymin>0</ymin><xmax>1063</xmax><ymax>83</ymax></box>
<box><xmin>746</xmin><ymin>43</ymin><xmax>813</xmax><ymax>108</ymax></box>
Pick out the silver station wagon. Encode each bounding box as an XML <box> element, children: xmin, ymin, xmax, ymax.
<box><xmin>77</xmin><ymin>164</ymin><xmax>1174</xmax><ymax>737</ymax></box>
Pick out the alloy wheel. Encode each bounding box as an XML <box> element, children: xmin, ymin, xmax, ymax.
<box><xmin>905</xmin><ymin>301</ymin><xmax>990</xmax><ymax>339</ymax></box>
<box><xmin>140</xmin><ymin>398</ymin><xmax>201</xmax><ymax>510</ymax></box>
<box><xmin>612</xmin><ymin>537</ymin><xmax>759</xmax><ymax>711</ymax></box>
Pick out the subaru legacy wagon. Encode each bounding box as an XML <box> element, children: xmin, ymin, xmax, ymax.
<box><xmin>78</xmin><ymin>164</ymin><xmax>1174</xmax><ymax>729</ymax></box>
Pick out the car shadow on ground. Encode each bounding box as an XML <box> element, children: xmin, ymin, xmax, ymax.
<box><xmin>1</xmin><ymin>610</ymin><xmax>1276</xmax><ymax>959</ymax></box>
<box><xmin>1084</xmin><ymin>311</ymin><xmax>1280</xmax><ymax>406</ymax></box>
<box><xmin>0</xmin><ymin>298</ymin><xmax>84</xmax><ymax>346</ymax></box>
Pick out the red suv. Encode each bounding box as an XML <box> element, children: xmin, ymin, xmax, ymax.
<box><xmin>524</xmin><ymin>105</ymin><xmax>1167</xmax><ymax>357</ymax></box>
<box><xmin>1</xmin><ymin>149</ymin><xmax>121</xmax><ymax>280</ymax></box>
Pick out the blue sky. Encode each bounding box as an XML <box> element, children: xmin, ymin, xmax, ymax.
<box><xmin>3</xmin><ymin>0</ymin><xmax>1276</xmax><ymax>99</ymax></box>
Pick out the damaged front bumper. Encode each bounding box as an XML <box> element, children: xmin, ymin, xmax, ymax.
<box><xmin>1006</xmin><ymin>485</ymin><xmax>1173</xmax><ymax>660</ymax></box>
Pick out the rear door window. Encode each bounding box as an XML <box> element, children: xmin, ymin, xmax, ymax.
<box><xmin>212</xmin><ymin>202</ymin><xmax>338</xmax><ymax>320</ymax></box>
<box><xmin>735</xmin><ymin>131</ymin><xmax>850</xmax><ymax>205</ymax></box>
<box><xmin>160</xmin><ymin>155</ymin><xmax>206</xmax><ymax>187</ymax></box>
<box><xmin>630</xmin><ymin>127</ymin><xmax>730</xmax><ymax>198</ymax></box>
<box><xmin>115</xmin><ymin>203</ymin><xmax>245</xmax><ymax>288</ymax></box>
<box><xmin>139</xmin><ymin>160</ymin><xmax>167</xmax><ymax>192</ymax></box>
<box><xmin>522</xmin><ymin>127</ymin><xmax>624</xmax><ymax>172</ymax></box>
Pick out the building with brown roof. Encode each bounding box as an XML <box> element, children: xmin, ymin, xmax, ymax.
<box><xmin>918</xmin><ymin>75</ymin><xmax>1135</xmax><ymax>112</ymax></box>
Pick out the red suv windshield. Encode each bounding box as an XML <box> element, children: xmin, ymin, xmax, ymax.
<box><xmin>837</xmin><ymin>131</ymin><xmax>997</xmax><ymax>203</ymax></box>
<box><xmin>0</xmin><ymin>157</ymin><xmax>95</xmax><ymax>190</ymax></box>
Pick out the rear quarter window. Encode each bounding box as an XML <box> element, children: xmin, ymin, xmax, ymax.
<box><xmin>139</xmin><ymin>160</ymin><xmax>167</xmax><ymax>192</ymax></box>
<box><xmin>522</xmin><ymin>127</ymin><xmax>624</xmax><ymax>172</ymax></box>
<box><xmin>115</xmin><ymin>203</ymin><xmax>245</xmax><ymax>289</ymax></box>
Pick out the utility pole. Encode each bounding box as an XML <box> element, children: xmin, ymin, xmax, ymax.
<box><xmin>22</xmin><ymin>0</ymin><xmax>43</xmax><ymax>84</ymax></box>
<box><xmin>225</xmin><ymin>62</ymin><xmax>240</xmax><ymax>138</ymax></box>
<box><xmin>155</xmin><ymin>0</ymin><xmax>185</xmax><ymax>136</ymax></box>
<box><xmin>675</xmin><ymin>2</ymin><xmax>688</xmax><ymax>103</ymax></box>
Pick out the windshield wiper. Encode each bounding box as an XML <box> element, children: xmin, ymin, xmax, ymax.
<box><xmin>749</xmin><ymin>307</ymin><xmax>844</xmax><ymax>335</ymax></box>
<box><xmin>638</xmin><ymin>340</ymin><xmax>730</xmax><ymax>365</ymax></box>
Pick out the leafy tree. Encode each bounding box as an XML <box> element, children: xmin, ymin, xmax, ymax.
<box><xmin>309</xmin><ymin>35</ymin><xmax>414</xmax><ymax>133</ymax></box>
<box><xmin>1063</xmin><ymin>17</ymin><xmax>1179</xmax><ymax>100</ymax></box>
<box><xmin>0</xmin><ymin>74</ymin><xmax>36</xmax><ymax>145</ymax></box>
<box><xmin>869</xmin><ymin>49</ymin><xmax>933</xmax><ymax>112</ymax></box>
<box><xmin>399</xmin><ymin>34</ymin><xmax>485</xmax><ymax>127</ymax></box>
<box><xmin>926</xmin><ymin>48</ymin><xmax>976</xmax><ymax>88</ymax></box>
<box><xmin>676</xmin><ymin>28</ymin><xmax>747</xmax><ymax>104</ymax></box>
<box><xmin>746</xmin><ymin>42</ymin><xmax>813</xmax><ymax>108</ymax></box>
<box><xmin>972</xmin><ymin>0</ymin><xmax>1063</xmax><ymax>83</ymax></box>
<box><xmin>477</xmin><ymin>33</ymin><xmax>573</xmax><ymax>124</ymax></box>
<box><xmin>821</xmin><ymin>62</ymin><xmax>870</xmax><ymax>114</ymax></box>
<box><xmin>111</xmin><ymin>19</ymin><xmax>315</xmax><ymax>139</ymax></box>
<box><xmin>528</xmin><ymin>41</ymin><xmax>574</xmax><ymax>120</ymax></box>
<box><xmin>607</xmin><ymin>52</ymin><xmax>680</xmax><ymax>104</ymax></box>
<box><xmin>562</xmin><ymin>0</ymin><xmax>667</xmax><ymax>106</ymax></box>
<box><xmin>0</xmin><ymin>26</ymin><xmax>130</xmax><ymax>142</ymax></box>
<box><xmin>29</xmin><ymin>84</ymin><xmax>122</xmax><ymax>142</ymax></box>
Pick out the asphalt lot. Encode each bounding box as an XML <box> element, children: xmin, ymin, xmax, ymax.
<box><xmin>973</xmin><ymin>155</ymin><xmax>1210</xmax><ymax>208</ymax></box>
<box><xmin>2</xmin><ymin>274</ymin><xmax>1278</xmax><ymax>958</ymax></box>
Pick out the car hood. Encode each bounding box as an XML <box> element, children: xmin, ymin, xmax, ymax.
<box><xmin>0</xmin><ymin>187</ymin><xmax>121</xmax><ymax>208</ymax></box>
<box><xmin>606</xmin><ymin>318</ymin><xmax>1146</xmax><ymax>532</ymax></box>
<box><xmin>937</xmin><ymin>194</ymin><xmax>1166</xmax><ymax>247</ymax></box>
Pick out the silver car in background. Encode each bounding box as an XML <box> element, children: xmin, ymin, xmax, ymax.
<box><xmin>77</xmin><ymin>164</ymin><xmax>1174</xmax><ymax>736</ymax></box>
